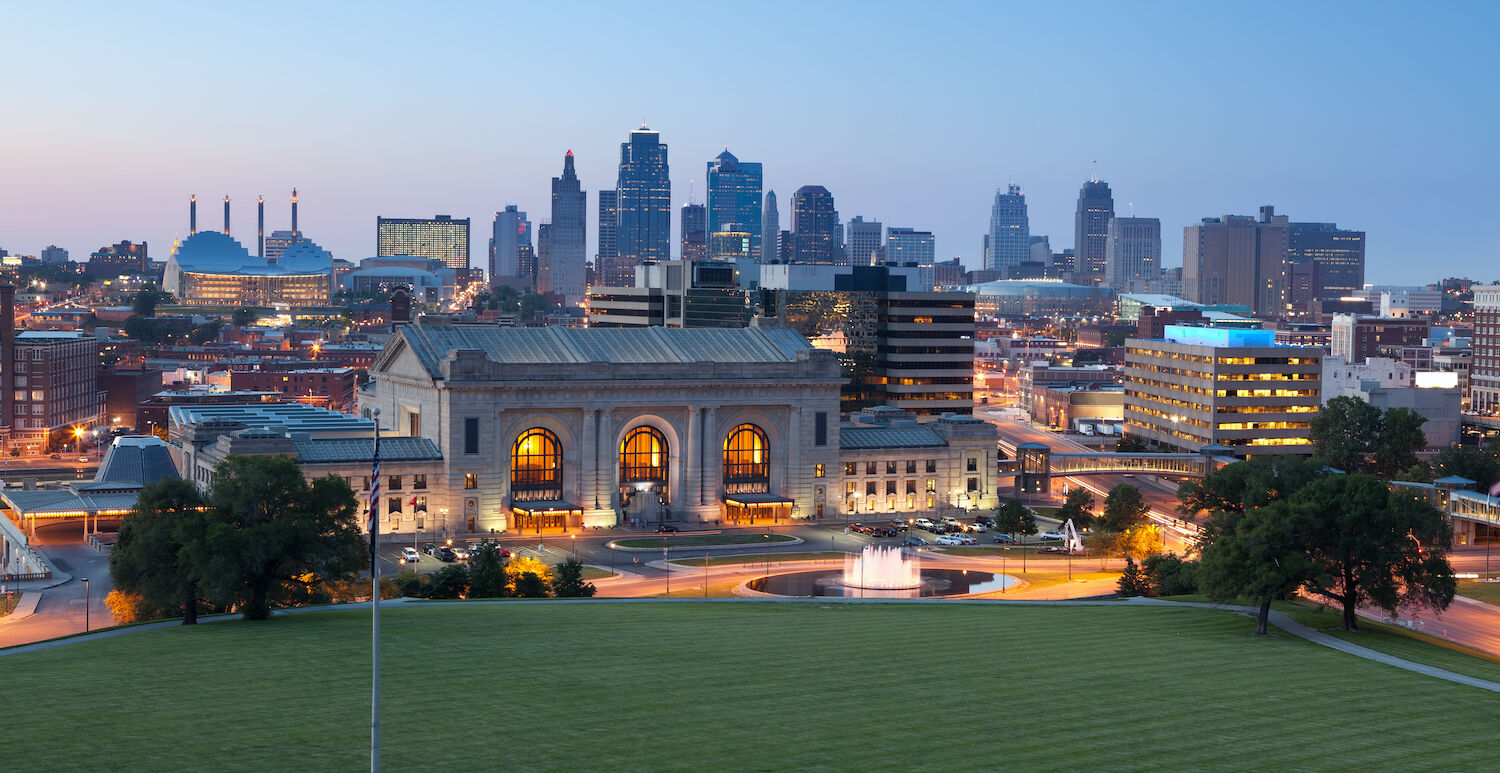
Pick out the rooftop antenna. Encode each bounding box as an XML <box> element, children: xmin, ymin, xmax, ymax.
<box><xmin>688</xmin><ymin>178</ymin><xmax>695</xmax><ymax>205</ymax></box>
<box><xmin>1089</xmin><ymin>160</ymin><xmax>1099</xmax><ymax>182</ymax></box>
<box><xmin>1129</xmin><ymin>201</ymin><xmax>1135</xmax><ymax>217</ymax></box>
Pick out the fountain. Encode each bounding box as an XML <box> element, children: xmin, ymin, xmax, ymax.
<box><xmin>843</xmin><ymin>545</ymin><xmax>921</xmax><ymax>590</ymax></box>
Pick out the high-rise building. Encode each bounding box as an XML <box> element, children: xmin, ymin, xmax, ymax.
<box><xmin>489</xmin><ymin>206</ymin><xmax>531</xmax><ymax>289</ymax></box>
<box><xmin>1471</xmin><ymin>285</ymin><xmax>1500</xmax><ymax>414</ymax></box>
<box><xmin>1028</xmin><ymin>235</ymin><xmax>1051</xmax><ymax>264</ymax></box>
<box><xmin>1287</xmin><ymin>222</ymin><xmax>1365</xmax><ymax>299</ymax></box>
<box><xmin>845</xmin><ymin>216</ymin><xmax>883</xmax><ymax>267</ymax></box>
<box><xmin>597</xmin><ymin>188</ymin><xmax>618</xmax><ymax>261</ymax></box>
<box><xmin>376</xmin><ymin>215</ymin><xmax>471</xmax><ymax>270</ymax></box>
<box><xmin>1104</xmin><ymin>217</ymin><xmax>1161</xmax><ymax>292</ymax></box>
<box><xmin>538</xmin><ymin>151</ymin><xmax>586</xmax><ymax>304</ymax></box>
<box><xmin>681</xmin><ymin>202</ymin><xmax>708</xmax><ymax>262</ymax></box>
<box><xmin>535</xmin><ymin>223</ymin><xmax>552</xmax><ymax>299</ymax></box>
<box><xmin>87</xmin><ymin>240</ymin><xmax>149</xmax><ymax>275</ymax></box>
<box><xmin>1125</xmin><ymin>326</ymin><xmax>1321</xmax><ymax>455</ymax></box>
<box><xmin>706</xmin><ymin>149</ymin><xmax>763</xmax><ymax>261</ymax></box>
<box><xmin>885</xmin><ymin>228</ymin><xmax>935</xmax><ymax>266</ymax></box>
<box><xmin>616</xmin><ymin>126</ymin><xmax>671</xmax><ymax>272</ymax></box>
<box><xmin>761</xmin><ymin>190</ymin><xmax>780</xmax><ymax>264</ymax></box>
<box><xmin>791</xmin><ymin>186</ymin><xmax>842</xmax><ymax>264</ymax></box>
<box><xmin>1074</xmin><ymin>179</ymin><xmax>1114</xmax><ymax>279</ymax></box>
<box><xmin>1182</xmin><ymin>206</ymin><xmax>1287</xmax><ymax>316</ymax></box>
<box><xmin>987</xmin><ymin>184</ymin><xmax>1029</xmax><ymax>272</ymax></box>
<box><xmin>40</xmin><ymin>245</ymin><xmax>68</xmax><ymax>264</ymax></box>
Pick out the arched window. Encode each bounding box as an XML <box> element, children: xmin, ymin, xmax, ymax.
<box><xmin>620</xmin><ymin>426</ymin><xmax>669</xmax><ymax>484</ymax></box>
<box><xmin>511</xmin><ymin>428</ymin><xmax>562</xmax><ymax>501</ymax></box>
<box><xmin>723</xmin><ymin>423</ymin><xmax>769</xmax><ymax>485</ymax></box>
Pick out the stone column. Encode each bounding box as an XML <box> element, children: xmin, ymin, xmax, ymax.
<box><xmin>581</xmin><ymin>408</ymin><xmax>598</xmax><ymax>510</ymax></box>
<box><xmin>787</xmin><ymin>405</ymin><xmax>802</xmax><ymax>498</ymax></box>
<box><xmin>684</xmin><ymin>405</ymin><xmax>700</xmax><ymax>508</ymax></box>
<box><xmin>702</xmin><ymin>406</ymin><xmax>717</xmax><ymax>507</ymax></box>
<box><xmin>599</xmin><ymin>409</ymin><xmax>616</xmax><ymax>511</ymax></box>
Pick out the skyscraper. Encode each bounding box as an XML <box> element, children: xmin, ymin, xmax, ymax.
<box><xmin>1104</xmin><ymin>217</ymin><xmax>1161</xmax><ymax>292</ymax></box>
<box><xmin>597</xmin><ymin>189</ymin><xmax>618</xmax><ymax>263</ymax></box>
<box><xmin>761</xmin><ymin>190</ymin><xmax>779</xmax><ymax>264</ymax></box>
<box><xmin>489</xmin><ymin>205</ymin><xmax>531</xmax><ymax>289</ymax></box>
<box><xmin>1287</xmin><ymin>221</ymin><xmax>1366</xmax><ymax>298</ymax></box>
<box><xmin>1182</xmin><ymin>206</ymin><xmax>1287</xmax><ymax>315</ymax></box>
<box><xmin>1074</xmin><ymin>179</ymin><xmax>1114</xmax><ymax>279</ymax></box>
<box><xmin>845</xmin><ymin>216</ymin><xmax>883</xmax><ymax>267</ymax></box>
<box><xmin>376</xmin><ymin>215</ymin><xmax>470</xmax><ymax>270</ymax></box>
<box><xmin>616</xmin><ymin>126</ymin><xmax>671</xmax><ymax>271</ymax></box>
<box><xmin>986</xmin><ymin>184</ymin><xmax>1029</xmax><ymax>272</ymax></box>
<box><xmin>790</xmin><ymin>185</ymin><xmax>842</xmax><ymax>264</ymax></box>
<box><xmin>681</xmin><ymin>202</ymin><xmax>707</xmax><ymax>262</ymax></box>
<box><xmin>885</xmin><ymin>228</ymin><xmax>935</xmax><ymax>265</ymax></box>
<box><xmin>539</xmin><ymin>151</ymin><xmax>586</xmax><ymax>304</ymax></box>
<box><xmin>706</xmin><ymin>149</ymin><xmax>763</xmax><ymax>261</ymax></box>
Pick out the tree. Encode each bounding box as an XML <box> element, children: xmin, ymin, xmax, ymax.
<box><xmin>1116</xmin><ymin>524</ymin><xmax>1163</xmax><ymax>561</ymax></box>
<box><xmin>1177</xmin><ymin>455</ymin><xmax>1323</xmax><ymax>517</ymax></box>
<box><xmin>231</xmin><ymin>307</ymin><xmax>258</xmax><ymax>326</ymax></box>
<box><xmin>1309</xmin><ymin>395</ymin><xmax>1383</xmax><ymax>473</ymax></box>
<box><xmin>1198</xmin><ymin>501</ymin><xmax>1316</xmax><ymax>635</ymax></box>
<box><xmin>993</xmin><ymin>498</ymin><xmax>1035</xmax><ymax>541</ymax></box>
<box><xmin>506</xmin><ymin>555</ymin><xmax>553</xmax><ymax>597</ymax></box>
<box><xmin>132</xmin><ymin>287</ymin><xmax>168</xmax><ymax>316</ymax></box>
<box><xmin>122</xmin><ymin>314</ymin><xmax>169</xmax><ymax>345</ymax></box>
<box><xmin>1115</xmin><ymin>435</ymin><xmax>1149</xmax><ymax>453</ymax></box>
<box><xmin>189</xmin><ymin>456</ymin><xmax>364</xmax><ymax>620</ymax></box>
<box><xmin>1058</xmin><ymin>488</ymin><xmax>1095</xmax><ymax>531</ymax></box>
<box><xmin>1140</xmin><ymin>554</ymin><xmax>1199</xmax><ymax>597</ymax></box>
<box><xmin>551</xmin><ymin>558</ymin><xmax>597</xmax><ymax>597</ymax></box>
<box><xmin>109</xmin><ymin>478</ymin><xmax>209</xmax><ymax>624</ymax></box>
<box><xmin>1395</xmin><ymin>462</ymin><xmax>1433</xmax><ymax>484</ymax></box>
<box><xmin>1117</xmin><ymin>557</ymin><xmax>1150</xmax><ymax>596</ymax></box>
<box><xmin>1374</xmin><ymin>407</ymin><xmax>1427</xmax><ymax>477</ymax></box>
<box><xmin>1101</xmin><ymin>484</ymin><xmax>1149</xmax><ymax>533</ymax></box>
<box><xmin>1297</xmin><ymin>474</ymin><xmax>1456</xmax><ymax>631</ymax></box>
<box><xmin>467</xmin><ymin>543</ymin><xmax>509</xmax><ymax>597</ymax></box>
<box><xmin>427</xmin><ymin>564</ymin><xmax>470</xmax><ymax>599</ymax></box>
<box><xmin>1431</xmin><ymin>445</ymin><xmax>1500</xmax><ymax>491</ymax></box>
<box><xmin>187</xmin><ymin>321</ymin><xmax>222</xmax><ymax>345</ymax></box>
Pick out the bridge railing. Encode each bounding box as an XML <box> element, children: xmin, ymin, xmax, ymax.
<box><xmin>1048</xmin><ymin>453</ymin><xmax>1207</xmax><ymax>477</ymax></box>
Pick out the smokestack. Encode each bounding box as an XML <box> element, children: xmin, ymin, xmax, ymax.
<box><xmin>257</xmin><ymin>195</ymin><xmax>265</xmax><ymax>257</ymax></box>
<box><xmin>223</xmin><ymin>194</ymin><xmax>231</xmax><ymax>236</ymax></box>
<box><xmin>291</xmin><ymin>188</ymin><xmax>299</xmax><ymax>238</ymax></box>
<box><xmin>1</xmin><ymin>284</ymin><xmax>13</xmax><ymax>433</ymax></box>
<box><xmin>190</xmin><ymin>194</ymin><xmax>197</xmax><ymax>235</ymax></box>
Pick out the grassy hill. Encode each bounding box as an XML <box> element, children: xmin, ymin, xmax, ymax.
<box><xmin>5</xmin><ymin>601</ymin><xmax>1497</xmax><ymax>771</ymax></box>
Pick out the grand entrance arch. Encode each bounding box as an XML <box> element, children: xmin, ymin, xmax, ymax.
<box><xmin>620</xmin><ymin>425</ymin><xmax>670</xmax><ymax>523</ymax></box>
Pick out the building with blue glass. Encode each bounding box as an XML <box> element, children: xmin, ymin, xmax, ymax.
<box><xmin>706</xmin><ymin>148</ymin><xmax>763</xmax><ymax>261</ymax></box>
<box><xmin>616</xmin><ymin>126</ymin><xmax>671</xmax><ymax>271</ymax></box>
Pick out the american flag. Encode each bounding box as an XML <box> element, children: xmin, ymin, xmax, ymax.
<box><xmin>367</xmin><ymin>432</ymin><xmax>381</xmax><ymax>542</ymax></box>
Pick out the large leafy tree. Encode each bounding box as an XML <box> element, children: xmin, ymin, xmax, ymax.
<box><xmin>1177</xmin><ymin>455</ymin><xmax>1324</xmax><ymax>518</ymax></box>
<box><xmin>1309</xmin><ymin>395</ymin><xmax>1383</xmax><ymax>473</ymax></box>
<box><xmin>1297</xmin><ymin>474</ymin><xmax>1456</xmax><ymax>631</ymax></box>
<box><xmin>467</xmin><ymin>543</ymin><xmax>509</xmax><ymax>598</ymax></box>
<box><xmin>1058</xmin><ymin>487</ymin><xmax>1095</xmax><ymax>531</ymax></box>
<box><xmin>1101</xmin><ymin>484</ymin><xmax>1150</xmax><ymax>533</ymax></box>
<box><xmin>1198</xmin><ymin>501</ymin><xmax>1316</xmax><ymax>635</ymax></box>
<box><xmin>1374</xmin><ymin>407</ymin><xmax>1428</xmax><ymax>477</ymax></box>
<box><xmin>551</xmin><ymin>558</ymin><xmax>597</xmax><ymax>598</ymax></box>
<box><xmin>1431</xmin><ymin>445</ymin><xmax>1500</xmax><ymax>491</ymax></box>
<box><xmin>994</xmin><ymin>498</ymin><xmax>1036</xmax><ymax>541</ymax></box>
<box><xmin>109</xmin><ymin>478</ymin><xmax>209</xmax><ymax>624</ymax></box>
<box><xmin>190</xmin><ymin>455</ymin><xmax>364</xmax><ymax>620</ymax></box>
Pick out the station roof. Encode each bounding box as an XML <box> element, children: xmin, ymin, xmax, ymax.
<box><xmin>839</xmin><ymin>426</ymin><xmax>948</xmax><ymax>450</ymax></box>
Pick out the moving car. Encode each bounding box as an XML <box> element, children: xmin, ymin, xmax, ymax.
<box><xmin>655</xmin><ymin>524</ymin><xmax>679</xmax><ymax>534</ymax></box>
<box><xmin>400</xmin><ymin>547</ymin><xmax>420</xmax><ymax>563</ymax></box>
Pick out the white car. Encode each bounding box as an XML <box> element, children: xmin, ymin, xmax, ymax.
<box><xmin>1039</xmin><ymin>530</ymin><xmax>1066</xmax><ymax>541</ymax></box>
<box><xmin>966</xmin><ymin>522</ymin><xmax>988</xmax><ymax>533</ymax></box>
<box><xmin>951</xmin><ymin>533</ymin><xmax>978</xmax><ymax>545</ymax></box>
<box><xmin>940</xmin><ymin>516</ymin><xmax>963</xmax><ymax>527</ymax></box>
<box><xmin>450</xmin><ymin>545</ymin><xmax>471</xmax><ymax>561</ymax></box>
<box><xmin>400</xmin><ymin>546</ymin><xmax>420</xmax><ymax>563</ymax></box>
<box><xmin>934</xmin><ymin>535</ymin><xmax>966</xmax><ymax>546</ymax></box>
<box><xmin>913</xmin><ymin>518</ymin><xmax>936</xmax><ymax>530</ymax></box>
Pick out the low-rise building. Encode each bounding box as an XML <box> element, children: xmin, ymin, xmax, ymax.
<box><xmin>836</xmin><ymin>407</ymin><xmax>998</xmax><ymax>517</ymax></box>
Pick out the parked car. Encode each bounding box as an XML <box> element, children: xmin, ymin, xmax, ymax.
<box><xmin>435</xmin><ymin>546</ymin><xmax>457</xmax><ymax>562</ymax></box>
<box><xmin>975</xmin><ymin>515</ymin><xmax>996</xmax><ymax>527</ymax></box>
<box><xmin>887</xmin><ymin>520</ymin><xmax>909</xmax><ymax>533</ymax></box>
<box><xmin>928</xmin><ymin>524</ymin><xmax>949</xmax><ymax>534</ymax></box>
<box><xmin>78</xmin><ymin>456</ymin><xmax>89</xmax><ymax>463</ymax></box>
<box><xmin>913</xmin><ymin>518</ymin><xmax>935</xmax><ymax>530</ymax></box>
<box><xmin>49</xmin><ymin>453</ymin><xmax>61</xmax><ymax>460</ymax></box>
<box><xmin>966</xmin><ymin>522</ymin><xmax>988</xmax><ymax>533</ymax></box>
<box><xmin>423</xmin><ymin>543</ymin><xmax>440</xmax><ymax>556</ymax></box>
<box><xmin>902</xmin><ymin>536</ymin><xmax>928</xmax><ymax>547</ymax></box>
<box><xmin>935</xmin><ymin>535</ymin><xmax>965</xmax><ymax>546</ymax></box>
<box><xmin>655</xmin><ymin>524</ymin><xmax>679</xmax><ymax>534</ymax></box>
<box><xmin>1039</xmin><ymin>530</ymin><xmax>1066</xmax><ymax>541</ymax></box>
<box><xmin>400</xmin><ymin>547</ymin><xmax>420</xmax><ymax>563</ymax></box>
<box><xmin>940</xmin><ymin>516</ymin><xmax>963</xmax><ymax>528</ymax></box>
<box><xmin>450</xmin><ymin>545</ymin><xmax>471</xmax><ymax>561</ymax></box>
<box><xmin>848</xmin><ymin>523</ymin><xmax>872</xmax><ymax>534</ymax></box>
<box><xmin>993</xmin><ymin>533</ymin><xmax>1017</xmax><ymax>544</ymax></box>
<box><xmin>870</xmin><ymin>527</ymin><xmax>897</xmax><ymax>538</ymax></box>
<box><xmin>951</xmin><ymin>533</ymin><xmax>978</xmax><ymax>545</ymax></box>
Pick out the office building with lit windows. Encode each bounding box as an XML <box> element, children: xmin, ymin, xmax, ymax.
<box><xmin>1124</xmin><ymin>326</ymin><xmax>1322</xmax><ymax>455</ymax></box>
<box><xmin>164</xmin><ymin>230</ymin><xmax>332</xmax><ymax>307</ymax></box>
<box><xmin>706</xmin><ymin>148</ymin><xmax>763</xmax><ymax>261</ymax></box>
<box><xmin>376</xmin><ymin>215</ymin><xmax>471</xmax><ymax>271</ymax></box>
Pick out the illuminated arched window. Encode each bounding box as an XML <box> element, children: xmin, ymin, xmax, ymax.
<box><xmin>723</xmin><ymin>423</ymin><xmax>769</xmax><ymax>484</ymax></box>
<box><xmin>620</xmin><ymin>426</ymin><xmax>669</xmax><ymax>484</ymax></box>
<box><xmin>511</xmin><ymin>428</ymin><xmax>562</xmax><ymax>501</ymax></box>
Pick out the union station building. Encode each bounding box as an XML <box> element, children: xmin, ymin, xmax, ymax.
<box><xmin>359</xmin><ymin>317</ymin><xmax>998</xmax><ymax>535</ymax></box>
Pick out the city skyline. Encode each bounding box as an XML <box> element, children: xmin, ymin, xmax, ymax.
<box><xmin>0</xmin><ymin>2</ymin><xmax>1495</xmax><ymax>284</ymax></box>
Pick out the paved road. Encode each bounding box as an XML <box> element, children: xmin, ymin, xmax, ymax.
<box><xmin>0</xmin><ymin>525</ymin><xmax>112</xmax><ymax>648</ymax></box>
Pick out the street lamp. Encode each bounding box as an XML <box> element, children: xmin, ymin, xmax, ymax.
<box><xmin>81</xmin><ymin>577</ymin><xmax>89</xmax><ymax>632</ymax></box>
<box><xmin>571</xmin><ymin>533</ymin><xmax>577</xmax><ymax>558</ymax></box>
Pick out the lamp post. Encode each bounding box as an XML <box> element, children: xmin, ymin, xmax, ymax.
<box><xmin>571</xmin><ymin>533</ymin><xmax>577</xmax><ymax>558</ymax></box>
<box><xmin>663</xmin><ymin>546</ymin><xmax>670</xmax><ymax>596</ymax></box>
<box><xmin>367</xmin><ymin>406</ymin><xmax>382</xmax><ymax>772</ymax></box>
<box><xmin>81</xmin><ymin>577</ymin><xmax>89</xmax><ymax>632</ymax></box>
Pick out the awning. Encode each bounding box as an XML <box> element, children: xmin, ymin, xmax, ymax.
<box><xmin>510</xmin><ymin>499</ymin><xmax>583</xmax><ymax>515</ymax></box>
<box><xmin>723</xmin><ymin>493</ymin><xmax>795</xmax><ymax>506</ymax></box>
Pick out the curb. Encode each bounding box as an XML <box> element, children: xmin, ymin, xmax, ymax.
<box><xmin>608</xmin><ymin>536</ymin><xmax>805</xmax><ymax>553</ymax></box>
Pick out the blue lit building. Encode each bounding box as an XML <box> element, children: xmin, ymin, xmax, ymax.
<box><xmin>987</xmin><ymin>184</ymin><xmax>1030</xmax><ymax>272</ymax></box>
<box><xmin>616</xmin><ymin>126</ymin><xmax>671</xmax><ymax>270</ymax></box>
<box><xmin>706</xmin><ymin>148</ymin><xmax>763</xmax><ymax>261</ymax></box>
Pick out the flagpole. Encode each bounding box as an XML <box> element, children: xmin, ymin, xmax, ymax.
<box><xmin>369</xmin><ymin>407</ymin><xmax>381</xmax><ymax>772</ymax></box>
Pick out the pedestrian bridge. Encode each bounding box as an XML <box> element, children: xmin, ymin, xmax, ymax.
<box><xmin>998</xmin><ymin>441</ymin><xmax>1236</xmax><ymax>495</ymax></box>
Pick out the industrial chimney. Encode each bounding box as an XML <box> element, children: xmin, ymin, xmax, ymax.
<box><xmin>223</xmin><ymin>194</ymin><xmax>231</xmax><ymax>236</ymax></box>
<box><xmin>291</xmin><ymin>188</ymin><xmax>299</xmax><ymax>238</ymax></box>
<box><xmin>190</xmin><ymin>194</ymin><xmax>198</xmax><ymax>235</ymax></box>
<box><xmin>257</xmin><ymin>195</ymin><xmax>265</xmax><ymax>258</ymax></box>
<box><xmin>0</xmin><ymin>284</ymin><xmax>14</xmax><ymax>434</ymax></box>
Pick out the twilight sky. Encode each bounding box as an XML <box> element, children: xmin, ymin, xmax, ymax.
<box><xmin>1</xmin><ymin>1</ymin><xmax>1496</xmax><ymax>284</ymax></box>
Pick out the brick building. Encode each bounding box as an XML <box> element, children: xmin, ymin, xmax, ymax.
<box><xmin>7</xmin><ymin>331</ymin><xmax>106</xmax><ymax>454</ymax></box>
<box><xmin>228</xmin><ymin>367</ymin><xmax>358</xmax><ymax>411</ymax></box>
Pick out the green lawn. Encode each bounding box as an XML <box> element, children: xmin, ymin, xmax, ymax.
<box><xmin>614</xmin><ymin>533</ymin><xmax>797</xmax><ymax>549</ymax></box>
<box><xmin>4</xmin><ymin>603</ymin><xmax>1499</xmax><ymax>771</ymax></box>
<box><xmin>1458</xmin><ymin>580</ymin><xmax>1500</xmax><ymax>606</ymax></box>
<box><xmin>0</xmin><ymin>591</ymin><xmax>20</xmax><ymax>617</ymax></box>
